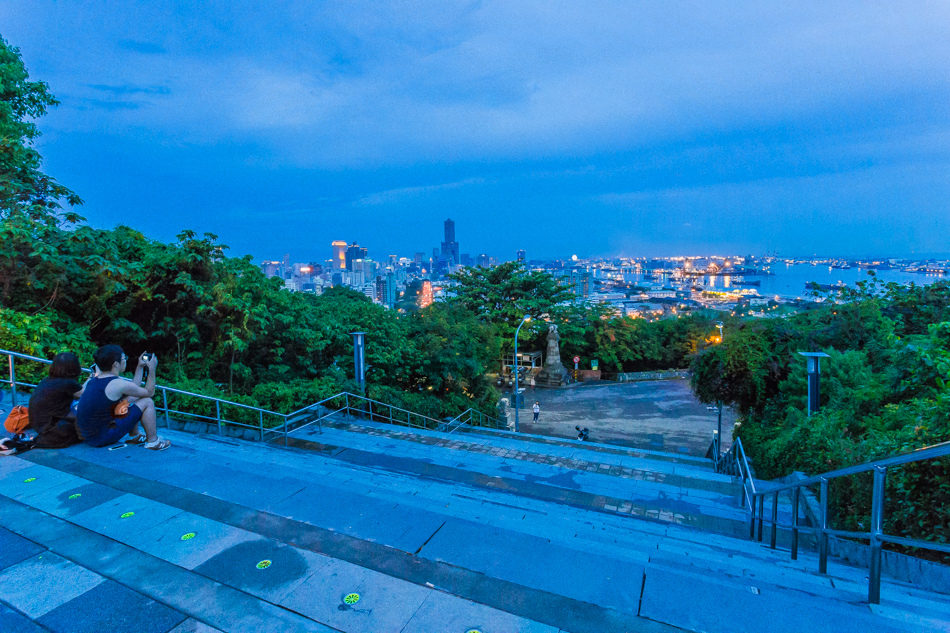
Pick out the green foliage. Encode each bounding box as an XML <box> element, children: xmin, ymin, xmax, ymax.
<box><xmin>691</xmin><ymin>280</ymin><xmax>950</xmax><ymax>552</ymax></box>
<box><xmin>448</xmin><ymin>262</ymin><xmax>714</xmax><ymax>372</ymax></box>
<box><xmin>447</xmin><ymin>262</ymin><xmax>575</xmax><ymax>350</ymax></box>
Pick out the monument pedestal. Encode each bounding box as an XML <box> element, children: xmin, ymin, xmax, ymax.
<box><xmin>535</xmin><ymin>363</ymin><xmax>570</xmax><ymax>388</ymax></box>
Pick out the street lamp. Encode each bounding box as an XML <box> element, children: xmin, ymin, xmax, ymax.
<box><xmin>799</xmin><ymin>352</ymin><xmax>830</xmax><ymax>416</ymax></box>
<box><xmin>513</xmin><ymin>315</ymin><xmax>531</xmax><ymax>432</ymax></box>
<box><xmin>715</xmin><ymin>321</ymin><xmax>724</xmax><ymax>453</ymax></box>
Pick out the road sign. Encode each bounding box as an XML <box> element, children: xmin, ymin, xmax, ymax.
<box><xmin>573</xmin><ymin>356</ymin><xmax>580</xmax><ymax>364</ymax></box>
<box><xmin>591</xmin><ymin>359</ymin><xmax>599</xmax><ymax>370</ymax></box>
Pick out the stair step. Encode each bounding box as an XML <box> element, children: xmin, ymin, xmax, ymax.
<box><xmin>0</xmin><ymin>428</ymin><xmax>942</xmax><ymax>633</ymax></box>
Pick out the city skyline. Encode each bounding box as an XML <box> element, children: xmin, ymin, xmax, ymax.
<box><xmin>3</xmin><ymin>2</ymin><xmax>949</xmax><ymax>260</ymax></box>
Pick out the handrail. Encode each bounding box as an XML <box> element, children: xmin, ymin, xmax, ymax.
<box><xmin>743</xmin><ymin>438</ymin><xmax>950</xmax><ymax>605</ymax></box>
<box><xmin>710</xmin><ymin>435</ymin><xmax>757</xmax><ymax>511</ymax></box>
<box><xmin>2</xmin><ymin>348</ymin><xmax>503</xmax><ymax>445</ymax></box>
<box><xmin>755</xmin><ymin>440</ymin><xmax>950</xmax><ymax>495</ymax></box>
<box><xmin>2</xmin><ymin>349</ymin><xmax>282</xmax><ymax>416</ymax></box>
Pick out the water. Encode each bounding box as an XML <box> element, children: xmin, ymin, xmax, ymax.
<box><xmin>623</xmin><ymin>264</ymin><xmax>946</xmax><ymax>299</ymax></box>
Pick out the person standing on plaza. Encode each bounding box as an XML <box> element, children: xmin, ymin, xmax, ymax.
<box><xmin>532</xmin><ymin>401</ymin><xmax>540</xmax><ymax>423</ymax></box>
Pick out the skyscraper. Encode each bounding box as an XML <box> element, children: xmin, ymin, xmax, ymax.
<box><xmin>441</xmin><ymin>218</ymin><xmax>460</xmax><ymax>266</ymax></box>
<box><xmin>331</xmin><ymin>240</ymin><xmax>347</xmax><ymax>270</ymax></box>
<box><xmin>385</xmin><ymin>272</ymin><xmax>397</xmax><ymax>308</ymax></box>
<box><xmin>517</xmin><ymin>250</ymin><xmax>526</xmax><ymax>262</ymax></box>
<box><xmin>345</xmin><ymin>243</ymin><xmax>367</xmax><ymax>271</ymax></box>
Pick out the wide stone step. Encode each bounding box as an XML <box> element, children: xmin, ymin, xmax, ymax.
<box><xmin>2</xmin><ymin>433</ymin><xmax>944</xmax><ymax>633</ymax></box>
<box><xmin>0</xmin><ymin>455</ymin><xmax>609</xmax><ymax>633</ymax></box>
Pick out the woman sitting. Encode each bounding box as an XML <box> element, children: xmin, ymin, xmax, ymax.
<box><xmin>28</xmin><ymin>352</ymin><xmax>85</xmax><ymax>440</ymax></box>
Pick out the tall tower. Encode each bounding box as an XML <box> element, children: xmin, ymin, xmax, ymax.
<box><xmin>441</xmin><ymin>218</ymin><xmax>460</xmax><ymax>266</ymax></box>
<box><xmin>331</xmin><ymin>240</ymin><xmax>347</xmax><ymax>271</ymax></box>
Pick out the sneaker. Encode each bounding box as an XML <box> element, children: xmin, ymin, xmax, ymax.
<box><xmin>144</xmin><ymin>437</ymin><xmax>171</xmax><ymax>451</ymax></box>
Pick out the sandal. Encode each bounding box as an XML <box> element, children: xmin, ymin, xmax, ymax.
<box><xmin>125</xmin><ymin>435</ymin><xmax>147</xmax><ymax>445</ymax></box>
<box><xmin>144</xmin><ymin>437</ymin><xmax>171</xmax><ymax>451</ymax></box>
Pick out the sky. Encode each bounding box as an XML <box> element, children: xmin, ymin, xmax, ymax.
<box><xmin>3</xmin><ymin>1</ymin><xmax>949</xmax><ymax>262</ymax></box>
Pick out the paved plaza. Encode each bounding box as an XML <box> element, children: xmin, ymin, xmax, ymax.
<box><xmin>516</xmin><ymin>379</ymin><xmax>734</xmax><ymax>456</ymax></box>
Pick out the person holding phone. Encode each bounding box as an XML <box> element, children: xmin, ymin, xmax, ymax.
<box><xmin>76</xmin><ymin>345</ymin><xmax>170</xmax><ymax>451</ymax></box>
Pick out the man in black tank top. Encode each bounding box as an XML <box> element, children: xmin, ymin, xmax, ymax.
<box><xmin>75</xmin><ymin>345</ymin><xmax>170</xmax><ymax>451</ymax></box>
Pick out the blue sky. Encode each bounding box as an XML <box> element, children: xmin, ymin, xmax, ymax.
<box><xmin>4</xmin><ymin>1</ymin><xmax>949</xmax><ymax>262</ymax></box>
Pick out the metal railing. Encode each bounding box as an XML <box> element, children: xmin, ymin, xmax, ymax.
<box><xmin>709</xmin><ymin>435</ymin><xmax>757</xmax><ymax>517</ymax></box>
<box><xmin>2</xmin><ymin>349</ymin><xmax>504</xmax><ymax>445</ymax></box>
<box><xmin>728</xmin><ymin>434</ymin><xmax>950</xmax><ymax>605</ymax></box>
<box><xmin>445</xmin><ymin>408</ymin><xmax>505</xmax><ymax>434</ymax></box>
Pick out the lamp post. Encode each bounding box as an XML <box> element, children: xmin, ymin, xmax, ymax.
<box><xmin>799</xmin><ymin>352</ymin><xmax>830</xmax><ymax>416</ymax></box>
<box><xmin>513</xmin><ymin>315</ymin><xmax>531</xmax><ymax>432</ymax></box>
<box><xmin>351</xmin><ymin>332</ymin><xmax>366</xmax><ymax>394</ymax></box>
<box><xmin>715</xmin><ymin>321</ymin><xmax>724</xmax><ymax>454</ymax></box>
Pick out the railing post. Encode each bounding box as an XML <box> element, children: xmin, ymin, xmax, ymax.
<box><xmin>868</xmin><ymin>466</ymin><xmax>887</xmax><ymax>604</ymax></box>
<box><xmin>757</xmin><ymin>495</ymin><xmax>765</xmax><ymax>541</ymax></box>
<box><xmin>283</xmin><ymin>413</ymin><xmax>289</xmax><ymax>445</ymax></box>
<box><xmin>368</xmin><ymin>400</ymin><xmax>373</xmax><ymax>423</ymax></box>
<box><xmin>8</xmin><ymin>355</ymin><xmax>16</xmax><ymax>408</ymax></box>
<box><xmin>162</xmin><ymin>388</ymin><xmax>169</xmax><ymax>428</ymax></box>
<box><xmin>749</xmin><ymin>493</ymin><xmax>757</xmax><ymax>539</ymax></box>
<box><xmin>819</xmin><ymin>477</ymin><xmax>829</xmax><ymax>574</ymax></box>
<box><xmin>215</xmin><ymin>401</ymin><xmax>222</xmax><ymax>436</ymax></box>
<box><xmin>791</xmin><ymin>487</ymin><xmax>800</xmax><ymax>560</ymax></box>
<box><xmin>260</xmin><ymin>409</ymin><xmax>265</xmax><ymax>442</ymax></box>
<box><xmin>345</xmin><ymin>393</ymin><xmax>350</xmax><ymax>419</ymax></box>
<box><xmin>770</xmin><ymin>491</ymin><xmax>779</xmax><ymax>549</ymax></box>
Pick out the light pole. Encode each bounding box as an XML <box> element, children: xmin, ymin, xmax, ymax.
<box><xmin>715</xmin><ymin>321</ymin><xmax>724</xmax><ymax>454</ymax></box>
<box><xmin>799</xmin><ymin>352</ymin><xmax>830</xmax><ymax>416</ymax></box>
<box><xmin>513</xmin><ymin>315</ymin><xmax>530</xmax><ymax>432</ymax></box>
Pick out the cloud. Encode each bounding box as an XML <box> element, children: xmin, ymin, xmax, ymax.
<box><xmin>354</xmin><ymin>178</ymin><xmax>487</xmax><ymax>206</ymax></box>
<box><xmin>117</xmin><ymin>39</ymin><xmax>166</xmax><ymax>55</ymax></box>
<box><xmin>78</xmin><ymin>99</ymin><xmax>142</xmax><ymax>111</ymax></box>
<box><xmin>88</xmin><ymin>84</ymin><xmax>171</xmax><ymax>96</ymax></box>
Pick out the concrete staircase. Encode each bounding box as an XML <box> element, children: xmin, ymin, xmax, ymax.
<box><xmin>0</xmin><ymin>416</ymin><xmax>946</xmax><ymax>632</ymax></box>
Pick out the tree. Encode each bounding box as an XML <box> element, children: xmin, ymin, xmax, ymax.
<box><xmin>447</xmin><ymin>262</ymin><xmax>575</xmax><ymax>351</ymax></box>
<box><xmin>0</xmin><ymin>36</ymin><xmax>83</xmax><ymax>304</ymax></box>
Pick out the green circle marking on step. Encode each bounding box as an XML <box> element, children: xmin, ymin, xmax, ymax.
<box><xmin>256</xmin><ymin>560</ymin><xmax>272</xmax><ymax>570</ymax></box>
<box><xmin>120</xmin><ymin>512</ymin><xmax>135</xmax><ymax>519</ymax></box>
<box><xmin>343</xmin><ymin>593</ymin><xmax>361</xmax><ymax>605</ymax></box>
<box><xmin>23</xmin><ymin>477</ymin><xmax>36</xmax><ymax>483</ymax></box>
<box><xmin>68</xmin><ymin>493</ymin><xmax>81</xmax><ymax>499</ymax></box>
<box><xmin>466</xmin><ymin>629</ymin><xmax>483</xmax><ymax>633</ymax></box>
<box><xmin>180</xmin><ymin>532</ymin><xmax>196</xmax><ymax>541</ymax></box>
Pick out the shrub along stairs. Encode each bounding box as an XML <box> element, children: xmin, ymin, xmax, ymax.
<box><xmin>1</xmin><ymin>412</ymin><xmax>947</xmax><ymax>632</ymax></box>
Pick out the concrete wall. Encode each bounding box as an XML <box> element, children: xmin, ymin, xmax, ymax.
<box><xmin>603</xmin><ymin>370</ymin><xmax>690</xmax><ymax>382</ymax></box>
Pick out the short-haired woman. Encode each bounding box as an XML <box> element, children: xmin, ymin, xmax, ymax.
<box><xmin>27</xmin><ymin>352</ymin><xmax>85</xmax><ymax>435</ymax></box>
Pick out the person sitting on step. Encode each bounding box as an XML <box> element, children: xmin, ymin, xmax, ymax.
<box><xmin>76</xmin><ymin>345</ymin><xmax>170</xmax><ymax>451</ymax></box>
<box><xmin>27</xmin><ymin>352</ymin><xmax>87</xmax><ymax>447</ymax></box>
<box><xmin>575</xmin><ymin>425</ymin><xmax>589</xmax><ymax>441</ymax></box>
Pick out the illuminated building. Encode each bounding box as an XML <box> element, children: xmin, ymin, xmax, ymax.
<box><xmin>331</xmin><ymin>240</ymin><xmax>347</xmax><ymax>270</ymax></box>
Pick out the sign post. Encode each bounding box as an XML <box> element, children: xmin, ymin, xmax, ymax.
<box><xmin>573</xmin><ymin>356</ymin><xmax>579</xmax><ymax>381</ymax></box>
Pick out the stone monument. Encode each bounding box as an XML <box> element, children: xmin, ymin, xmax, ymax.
<box><xmin>535</xmin><ymin>324</ymin><xmax>571</xmax><ymax>387</ymax></box>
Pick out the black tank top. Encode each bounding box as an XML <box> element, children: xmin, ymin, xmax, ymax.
<box><xmin>76</xmin><ymin>376</ymin><xmax>120</xmax><ymax>439</ymax></box>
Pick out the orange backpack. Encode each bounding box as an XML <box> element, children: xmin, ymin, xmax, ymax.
<box><xmin>4</xmin><ymin>406</ymin><xmax>30</xmax><ymax>434</ymax></box>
